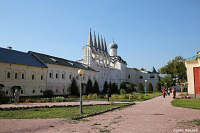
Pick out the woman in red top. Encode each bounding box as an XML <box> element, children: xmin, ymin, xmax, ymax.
<box><xmin>162</xmin><ymin>88</ymin><xmax>166</xmax><ymax>98</ymax></box>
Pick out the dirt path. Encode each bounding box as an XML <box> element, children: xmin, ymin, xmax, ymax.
<box><xmin>1</xmin><ymin>95</ymin><xmax>200</xmax><ymax>133</ymax></box>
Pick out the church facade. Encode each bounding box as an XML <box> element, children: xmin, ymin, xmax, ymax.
<box><xmin>79</xmin><ymin>29</ymin><xmax>159</xmax><ymax>91</ymax></box>
<box><xmin>0</xmin><ymin>29</ymin><xmax>159</xmax><ymax>97</ymax></box>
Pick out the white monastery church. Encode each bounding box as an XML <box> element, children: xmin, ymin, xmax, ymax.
<box><xmin>0</xmin><ymin>29</ymin><xmax>159</xmax><ymax>96</ymax></box>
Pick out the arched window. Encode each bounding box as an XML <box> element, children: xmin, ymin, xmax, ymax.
<box><xmin>7</xmin><ymin>72</ymin><xmax>10</xmax><ymax>78</ymax></box>
<box><xmin>128</xmin><ymin>74</ymin><xmax>131</xmax><ymax>79</ymax></box>
<box><xmin>49</xmin><ymin>73</ymin><xmax>52</xmax><ymax>78</ymax></box>
<box><xmin>139</xmin><ymin>76</ymin><xmax>143</xmax><ymax>79</ymax></box>
<box><xmin>150</xmin><ymin>75</ymin><xmax>155</xmax><ymax>78</ymax></box>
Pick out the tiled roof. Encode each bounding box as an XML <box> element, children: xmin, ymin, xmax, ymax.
<box><xmin>0</xmin><ymin>47</ymin><xmax>47</xmax><ymax>68</ymax></box>
<box><xmin>186</xmin><ymin>55</ymin><xmax>200</xmax><ymax>61</ymax></box>
<box><xmin>29</xmin><ymin>51</ymin><xmax>97</xmax><ymax>72</ymax></box>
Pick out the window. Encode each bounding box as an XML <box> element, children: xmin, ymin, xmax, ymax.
<box><xmin>32</xmin><ymin>75</ymin><xmax>35</xmax><ymax>80</ymax></box>
<box><xmin>40</xmin><ymin>90</ymin><xmax>43</xmax><ymax>93</ymax></box>
<box><xmin>21</xmin><ymin>90</ymin><xmax>24</xmax><ymax>94</ymax></box>
<box><xmin>139</xmin><ymin>76</ymin><xmax>143</xmax><ymax>79</ymax></box>
<box><xmin>41</xmin><ymin>75</ymin><xmax>43</xmax><ymax>80</ymax></box>
<box><xmin>15</xmin><ymin>73</ymin><xmax>18</xmax><ymax>79</ymax></box>
<box><xmin>128</xmin><ymin>74</ymin><xmax>131</xmax><ymax>79</ymax></box>
<box><xmin>49</xmin><ymin>73</ymin><xmax>52</xmax><ymax>78</ymax></box>
<box><xmin>56</xmin><ymin>89</ymin><xmax>58</xmax><ymax>93</ymax></box>
<box><xmin>150</xmin><ymin>75</ymin><xmax>155</xmax><ymax>79</ymax></box>
<box><xmin>63</xmin><ymin>89</ymin><xmax>65</xmax><ymax>93</ymax></box>
<box><xmin>32</xmin><ymin>90</ymin><xmax>35</xmax><ymax>93</ymax></box>
<box><xmin>69</xmin><ymin>75</ymin><xmax>72</xmax><ymax>79</ymax></box>
<box><xmin>56</xmin><ymin>73</ymin><xmax>58</xmax><ymax>79</ymax></box>
<box><xmin>62</xmin><ymin>74</ymin><xmax>65</xmax><ymax>79</ymax></box>
<box><xmin>6</xmin><ymin>91</ymin><xmax>8</xmax><ymax>95</ymax></box>
<box><xmin>22</xmin><ymin>74</ymin><xmax>24</xmax><ymax>79</ymax></box>
<box><xmin>7</xmin><ymin>72</ymin><xmax>10</xmax><ymax>78</ymax></box>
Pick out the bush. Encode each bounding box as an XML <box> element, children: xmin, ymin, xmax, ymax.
<box><xmin>120</xmin><ymin>89</ymin><xmax>126</xmax><ymax>95</ymax></box>
<box><xmin>69</xmin><ymin>78</ymin><xmax>79</xmax><ymax>96</ymax></box>
<box><xmin>102</xmin><ymin>81</ymin><xmax>108</xmax><ymax>94</ymax></box>
<box><xmin>138</xmin><ymin>94</ymin><xmax>144</xmax><ymax>100</ymax></box>
<box><xmin>147</xmin><ymin>83</ymin><xmax>153</xmax><ymax>93</ymax></box>
<box><xmin>138</xmin><ymin>83</ymin><xmax>144</xmax><ymax>93</ymax></box>
<box><xmin>43</xmin><ymin>90</ymin><xmax>54</xmax><ymax>98</ymax></box>
<box><xmin>156</xmin><ymin>82</ymin><xmax>161</xmax><ymax>92</ymax></box>
<box><xmin>93</xmin><ymin>80</ymin><xmax>100</xmax><ymax>94</ymax></box>
<box><xmin>85</xmin><ymin>79</ymin><xmax>93</xmax><ymax>95</ymax></box>
<box><xmin>0</xmin><ymin>97</ymin><xmax>10</xmax><ymax>104</ymax></box>
<box><xmin>25</xmin><ymin>99</ymin><xmax>35</xmax><ymax>103</ymax></box>
<box><xmin>52</xmin><ymin>97</ymin><xmax>65</xmax><ymax>102</ymax></box>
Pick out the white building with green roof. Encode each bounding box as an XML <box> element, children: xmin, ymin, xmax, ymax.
<box><xmin>185</xmin><ymin>51</ymin><xmax>200</xmax><ymax>97</ymax></box>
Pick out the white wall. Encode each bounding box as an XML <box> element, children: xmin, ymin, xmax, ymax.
<box><xmin>0</xmin><ymin>62</ymin><xmax>47</xmax><ymax>96</ymax></box>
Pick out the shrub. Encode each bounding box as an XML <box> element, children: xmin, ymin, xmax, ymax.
<box><xmin>85</xmin><ymin>79</ymin><xmax>93</xmax><ymax>95</ymax></box>
<box><xmin>138</xmin><ymin>94</ymin><xmax>144</xmax><ymax>100</ymax></box>
<box><xmin>138</xmin><ymin>83</ymin><xmax>144</xmax><ymax>93</ymax></box>
<box><xmin>41</xmin><ymin>98</ymin><xmax>52</xmax><ymax>102</ymax></box>
<box><xmin>129</xmin><ymin>83</ymin><xmax>135</xmax><ymax>93</ymax></box>
<box><xmin>156</xmin><ymin>82</ymin><xmax>161</xmax><ymax>92</ymax></box>
<box><xmin>98</xmin><ymin>95</ymin><xmax>104</xmax><ymax>99</ymax></box>
<box><xmin>52</xmin><ymin>97</ymin><xmax>65</xmax><ymax>102</ymax></box>
<box><xmin>43</xmin><ymin>90</ymin><xmax>54</xmax><ymax>98</ymax></box>
<box><xmin>129</xmin><ymin>95</ymin><xmax>134</xmax><ymax>100</ymax></box>
<box><xmin>82</xmin><ymin>95</ymin><xmax>87</xmax><ymax>100</ymax></box>
<box><xmin>147</xmin><ymin>83</ymin><xmax>153</xmax><ymax>93</ymax></box>
<box><xmin>91</xmin><ymin>93</ymin><xmax>98</xmax><ymax>99</ymax></box>
<box><xmin>93</xmin><ymin>80</ymin><xmax>100</xmax><ymax>94</ymax></box>
<box><xmin>69</xmin><ymin>78</ymin><xmax>79</xmax><ymax>96</ymax></box>
<box><xmin>102</xmin><ymin>81</ymin><xmax>108</xmax><ymax>94</ymax></box>
<box><xmin>25</xmin><ymin>99</ymin><xmax>35</xmax><ymax>103</ymax></box>
<box><xmin>111</xmin><ymin>83</ymin><xmax>119</xmax><ymax>94</ymax></box>
<box><xmin>120</xmin><ymin>89</ymin><xmax>126</xmax><ymax>95</ymax></box>
<box><xmin>111</xmin><ymin>94</ymin><xmax>119</xmax><ymax>99</ymax></box>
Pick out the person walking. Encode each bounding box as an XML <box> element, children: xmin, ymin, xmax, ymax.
<box><xmin>173</xmin><ymin>88</ymin><xmax>176</xmax><ymax>98</ymax></box>
<box><xmin>168</xmin><ymin>88</ymin><xmax>170</xmax><ymax>96</ymax></box>
<box><xmin>162</xmin><ymin>88</ymin><xmax>166</xmax><ymax>98</ymax></box>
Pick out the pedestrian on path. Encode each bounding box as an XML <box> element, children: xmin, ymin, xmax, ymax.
<box><xmin>172</xmin><ymin>88</ymin><xmax>176</xmax><ymax>98</ymax></box>
<box><xmin>167</xmin><ymin>88</ymin><xmax>170</xmax><ymax>96</ymax></box>
<box><xmin>162</xmin><ymin>88</ymin><xmax>166</xmax><ymax>98</ymax></box>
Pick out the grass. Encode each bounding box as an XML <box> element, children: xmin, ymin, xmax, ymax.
<box><xmin>172</xmin><ymin>98</ymin><xmax>200</xmax><ymax>109</ymax></box>
<box><xmin>0</xmin><ymin>103</ymin><xmax>128</xmax><ymax>119</ymax></box>
<box><xmin>142</xmin><ymin>93</ymin><xmax>162</xmax><ymax>101</ymax></box>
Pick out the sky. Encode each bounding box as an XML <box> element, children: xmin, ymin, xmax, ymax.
<box><xmin>0</xmin><ymin>0</ymin><xmax>199</xmax><ymax>71</ymax></box>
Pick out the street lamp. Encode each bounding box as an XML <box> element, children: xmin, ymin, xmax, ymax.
<box><xmin>145</xmin><ymin>80</ymin><xmax>147</xmax><ymax>96</ymax></box>
<box><xmin>78</xmin><ymin>69</ymin><xmax>84</xmax><ymax>114</ymax></box>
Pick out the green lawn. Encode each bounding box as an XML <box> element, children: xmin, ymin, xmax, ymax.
<box><xmin>172</xmin><ymin>99</ymin><xmax>200</xmax><ymax>109</ymax></box>
<box><xmin>0</xmin><ymin>103</ymin><xmax>129</xmax><ymax>119</ymax></box>
<box><xmin>142</xmin><ymin>93</ymin><xmax>162</xmax><ymax>100</ymax></box>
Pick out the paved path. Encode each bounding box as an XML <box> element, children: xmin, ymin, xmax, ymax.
<box><xmin>1</xmin><ymin>95</ymin><xmax>200</xmax><ymax>133</ymax></box>
<box><xmin>0</xmin><ymin>101</ymin><xmax>130</xmax><ymax>109</ymax></box>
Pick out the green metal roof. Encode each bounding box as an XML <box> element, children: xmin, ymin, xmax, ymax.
<box><xmin>186</xmin><ymin>55</ymin><xmax>200</xmax><ymax>61</ymax></box>
<box><xmin>150</xmin><ymin>66</ymin><xmax>157</xmax><ymax>73</ymax></box>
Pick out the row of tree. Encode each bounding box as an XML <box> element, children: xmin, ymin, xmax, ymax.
<box><xmin>68</xmin><ymin>77</ymin><xmax>162</xmax><ymax>96</ymax></box>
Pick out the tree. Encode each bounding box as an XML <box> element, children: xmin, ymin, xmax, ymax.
<box><xmin>158</xmin><ymin>56</ymin><xmax>187</xmax><ymax>85</ymax></box>
<box><xmin>140</xmin><ymin>68</ymin><xmax>146</xmax><ymax>71</ymax></box>
<box><xmin>138</xmin><ymin>83</ymin><xmax>144</xmax><ymax>93</ymax></box>
<box><xmin>156</xmin><ymin>82</ymin><xmax>161</xmax><ymax>92</ymax></box>
<box><xmin>93</xmin><ymin>80</ymin><xmax>100</xmax><ymax>94</ymax></box>
<box><xmin>102</xmin><ymin>81</ymin><xmax>108</xmax><ymax>94</ymax></box>
<box><xmin>111</xmin><ymin>83</ymin><xmax>119</xmax><ymax>94</ymax></box>
<box><xmin>160</xmin><ymin>75</ymin><xmax>173</xmax><ymax>88</ymax></box>
<box><xmin>43</xmin><ymin>90</ymin><xmax>54</xmax><ymax>98</ymax></box>
<box><xmin>69</xmin><ymin>78</ymin><xmax>79</xmax><ymax>96</ymax></box>
<box><xmin>120</xmin><ymin>82</ymin><xmax>127</xmax><ymax>91</ymax></box>
<box><xmin>129</xmin><ymin>83</ymin><xmax>136</xmax><ymax>93</ymax></box>
<box><xmin>147</xmin><ymin>83</ymin><xmax>153</xmax><ymax>93</ymax></box>
<box><xmin>85</xmin><ymin>79</ymin><xmax>93</xmax><ymax>95</ymax></box>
